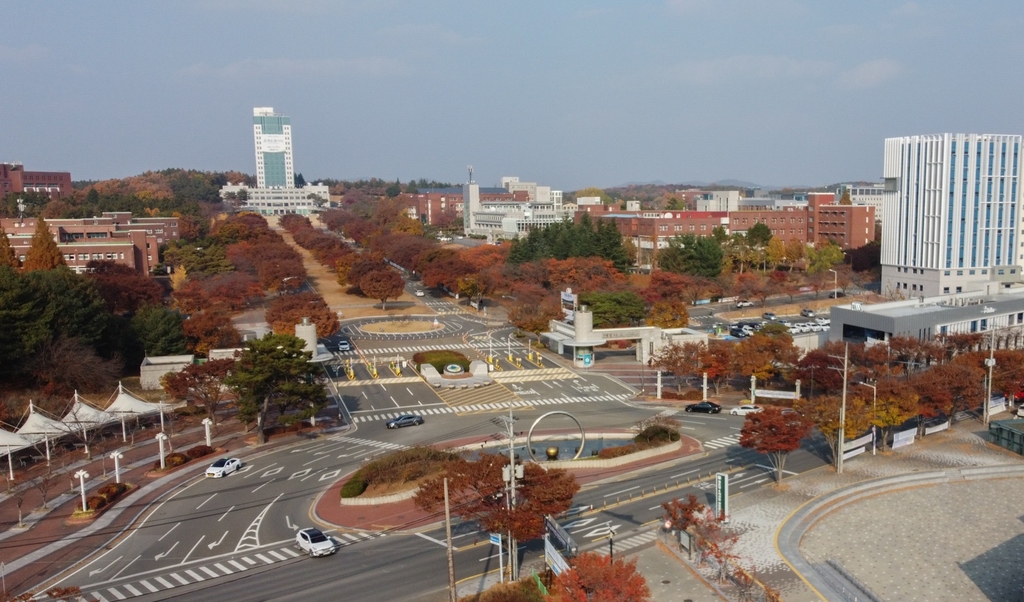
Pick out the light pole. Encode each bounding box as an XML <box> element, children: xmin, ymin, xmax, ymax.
<box><xmin>856</xmin><ymin>381</ymin><xmax>877</xmax><ymax>455</ymax></box>
<box><xmin>156</xmin><ymin>433</ymin><xmax>169</xmax><ymax>469</ymax></box>
<box><xmin>202</xmin><ymin>418</ymin><xmax>213</xmax><ymax>447</ymax></box>
<box><xmin>109</xmin><ymin>451</ymin><xmax>124</xmax><ymax>484</ymax></box>
<box><xmin>828</xmin><ymin>268</ymin><xmax>838</xmax><ymax>299</ymax></box>
<box><xmin>828</xmin><ymin>343</ymin><xmax>850</xmax><ymax>473</ymax></box>
<box><xmin>74</xmin><ymin>470</ymin><xmax>89</xmax><ymax>512</ymax></box>
<box><xmin>984</xmin><ymin>329</ymin><xmax>996</xmax><ymax>426</ymax></box>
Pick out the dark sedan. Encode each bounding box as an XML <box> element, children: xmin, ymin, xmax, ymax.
<box><xmin>386</xmin><ymin>414</ymin><xmax>424</xmax><ymax>429</ymax></box>
<box><xmin>684</xmin><ymin>401</ymin><xmax>722</xmax><ymax>414</ymax></box>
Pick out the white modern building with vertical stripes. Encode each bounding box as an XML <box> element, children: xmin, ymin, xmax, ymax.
<box><xmin>881</xmin><ymin>133</ymin><xmax>1024</xmax><ymax>298</ymax></box>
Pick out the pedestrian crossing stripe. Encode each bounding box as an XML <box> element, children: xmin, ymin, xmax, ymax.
<box><xmin>74</xmin><ymin>535</ymin><xmax>384</xmax><ymax>601</ymax></box>
<box><xmin>348</xmin><ymin>394</ymin><xmax>632</xmax><ymax>422</ymax></box>
<box><xmin>336</xmin><ymin>342</ymin><xmax>528</xmax><ymax>356</ymax></box>
<box><xmin>326</xmin><ymin>435</ymin><xmax>410</xmax><ymax>450</ymax></box>
<box><xmin>703</xmin><ymin>434</ymin><xmax>741</xmax><ymax>449</ymax></box>
<box><xmin>614</xmin><ymin>531</ymin><xmax>659</xmax><ymax>552</ymax></box>
<box><xmin>333</xmin><ymin>376</ymin><xmax>422</xmax><ymax>387</ymax></box>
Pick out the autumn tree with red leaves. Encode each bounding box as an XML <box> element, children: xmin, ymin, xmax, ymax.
<box><xmin>85</xmin><ymin>260</ymin><xmax>163</xmax><ymax>314</ymax></box>
<box><xmin>23</xmin><ymin>217</ymin><xmax>65</xmax><ymax>271</ymax></box>
<box><xmin>265</xmin><ymin>292</ymin><xmax>339</xmax><ymax>337</ymax></box>
<box><xmin>182</xmin><ymin>311</ymin><xmax>242</xmax><ymax>355</ymax></box>
<box><xmin>162</xmin><ymin>358</ymin><xmax>235</xmax><ymax>423</ymax></box>
<box><xmin>739</xmin><ymin>406</ymin><xmax>812</xmax><ymax>483</ymax></box>
<box><xmin>662</xmin><ymin>494</ymin><xmax>705</xmax><ymax>532</ymax></box>
<box><xmin>359</xmin><ymin>267</ymin><xmax>405</xmax><ymax>309</ymax></box>
<box><xmin>550</xmin><ymin>552</ymin><xmax>651</xmax><ymax>602</ymax></box>
<box><xmin>414</xmin><ymin>453</ymin><xmax>579</xmax><ymax>543</ymax></box>
<box><xmin>507</xmin><ymin>284</ymin><xmax>562</xmax><ymax>344</ymax></box>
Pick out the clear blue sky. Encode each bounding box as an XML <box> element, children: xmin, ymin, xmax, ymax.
<box><xmin>3</xmin><ymin>1</ymin><xmax>1023</xmax><ymax>191</ymax></box>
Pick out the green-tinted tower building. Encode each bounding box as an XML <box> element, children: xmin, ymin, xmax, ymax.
<box><xmin>253</xmin><ymin>107</ymin><xmax>294</xmax><ymax>188</ymax></box>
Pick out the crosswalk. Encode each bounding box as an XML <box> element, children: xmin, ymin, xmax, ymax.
<box><xmin>350</xmin><ymin>394</ymin><xmax>634</xmax><ymax>422</ymax></box>
<box><xmin>490</xmin><ymin>368</ymin><xmax>576</xmax><ymax>382</ymax></box>
<box><xmin>76</xmin><ymin>534</ymin><xmax>383</xmax><ymax>601</ymax></box>
<box><xmin>703</xmin><ymin>434</ymin><xmax>741</xmax><ymax>449</ymax></box>
<box><xmin>325</xmin><ymin>435</ymin><xmax>409</xmax><ymax>451</ymax></box>
<box><xmin>613</xmin><ymin>530</ymin><xmax>660</xmax><ymax>554</ymax></box>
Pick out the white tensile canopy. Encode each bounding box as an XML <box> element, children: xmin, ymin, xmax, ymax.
<box><xmin>105</xmin><ymin>383</ymin><xmax>173</xmax><ymax>416</ymax></box>
<box><xmin>16</xmin><ymin>403</ymin><xmax>71</xmax><ymax>444</ymax></box>
<box><xmin>0</xmin><ymin>429</ymin><xmax>32</xmax><ymax>455</ymax></box>
<box><xmin>61</xmin><ymin>392</ymin><xmax>116</xmax><ymax>431</ymax></box>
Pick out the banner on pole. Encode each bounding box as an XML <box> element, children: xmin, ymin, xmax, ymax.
<box><xmin>715</xmin><ymin>473</ymin><xmax>729</xmax><ymax>523</ymax></box>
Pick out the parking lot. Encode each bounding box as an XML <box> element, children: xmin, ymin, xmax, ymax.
<box><xmin>728</xmin><ymin>306</ymin><xmax>831</xmax><ymax>338</ymax></box>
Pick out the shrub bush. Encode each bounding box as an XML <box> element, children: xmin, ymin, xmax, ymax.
<box><xmin>86</xmin><ymin>495</ymin><xmax>107</xmax><ymax>511</ymax></box>
<box><xmin>412</xmin><ymin>350</ymin><xmax>470</xmax><ymax>374</ymax></box>
<box><xmin>597</xmin><ymin>443</ymin><xmax>639</xmax><ymax>459</ymax></box>
<box><xmin>340</xmin><ymin>473</ymin><xmax>368</xmax><ymax>498</ymax></box>
<box><xmin>186</xmin><ymin>445</ymin><xmax>215</xmax><ymax>460</ymax></box>
<box><xmin>155</xmin><ymin>452</ymin><xmax>189</xmax><ymax>470</ymax></box>
<box><xmin>680</xmin><ymin>389</ymin><xmax>704</xmax><ymax>401</ymax></box>
<box><xmin>175</xmin><ymin>404</ymin><xmax>206</xmax><ymax>418</ymax></box>
<box><xmin>634</xmin><ymin>424</ymin><xmax>677</xmax><ymax>446</ymax></box>
<box><xmin>97</xmin><ymin>482</ymin><xmax>129</xmax><ymax>500</ymax></box>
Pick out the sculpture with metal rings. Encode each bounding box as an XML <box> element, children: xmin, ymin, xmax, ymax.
<box><xmin>526</xmin><ymin>411</ymin><xmax>586</xmax><ymax>462</ymax></box>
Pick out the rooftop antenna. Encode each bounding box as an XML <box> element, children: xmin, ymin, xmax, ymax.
<box><xmin>467</xmin><ymin>165</ymin><xmax>474</xmax><ymax>184</ymax></box>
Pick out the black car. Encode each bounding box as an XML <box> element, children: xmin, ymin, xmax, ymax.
<box><xmin>386</xmin><ymin>414</ymin><xmax>424</xmax><ymax>429</ymax></box>
<box><xmin>684</xmin><ymin>401</ymin><xmax>722</xmax><ymax>414</ymax></box>
<box><xmin>828</xmin><ymin>291</ymin><xmax>846</xmax><ymax>299</ymax></box>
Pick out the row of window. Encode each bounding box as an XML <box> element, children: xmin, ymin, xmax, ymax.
<box><xmin>65</xmin><ymin>252</ymin><xmax>126</xmax><ymax>261</ymax></box>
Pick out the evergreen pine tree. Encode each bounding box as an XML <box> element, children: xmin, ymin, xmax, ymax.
<box><xmin>0</xmin><ymin>222</ymin><xmax>18</xmax><ymax>268</ymax></box>
<box><xmin>22</xmin><ymin>217</ymin><xmax>65</xmax><ymax>272</ymax></box>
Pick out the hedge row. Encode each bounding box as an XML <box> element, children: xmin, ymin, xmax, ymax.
<box><xmin>85</xmin><ymin>482</ymin><xmax>130</xmax><ymax>511</ymax></box>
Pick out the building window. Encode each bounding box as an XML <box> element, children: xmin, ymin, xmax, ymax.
<box><xmin>944</xmin><ymin>270</ymin><xmax>950</xmax><ymax>276</ymax></box>
<box><xmin>957</xmin><ymin>270</ymin><xmax>964</xmax><ymax>275</ymax></box>
<box><xmin>943</xmin><ymin>287</ymin><xmax>950</xmax><ymax>293</ymax></box>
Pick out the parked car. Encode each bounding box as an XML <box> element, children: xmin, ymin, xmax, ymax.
<box><xmin>206</xmin><ymin>457</ymin><xmax>242</xmax><ymax>478</ymax></box>
<box><xmin>685</xmin><ymin>401</ymin><xmax>722</xmax><ymax>414</ymax></box>
<box><xmin>800</xmin><ymin>308</ymin><xmax>816</xmax><ymax>318</ymax></box>
<box><xmin>729</xmin><ymin>404</ymin><xmax>762</xmax><ymax>416</ymax></box>
<box><xmin>414</xmin><ymin>290</ymin><xmax>426</xmax><ymax>297</ymax></box>
<box><xmin>777</xmin><ymin>318</ymin><xmax>792</xmax><ymax>326</ymax></box>
<box><xmin>1017</xmin><ymin>405</ymin><xmax>1024</xmax><ymax>418</ymax></box>
<box><xmin>815</xmin><ymin>317</ymin><xmax>831</xmax><ymax>326</ymax></box>
<box><xmin>736</xmin><ymin>300</ymin><xmax>754</xmax><ymax>308</ymax></box>
<box><xmin>807</xmin><ymin>323</ymin><xmax>822</xmax><ymax>332</ymax></box>
<box><xmin>828</xmin><ymin>291</ymin><xmax>847</xmax><ymax>299</ymax></box>
<box><xmin>791</xmin><ymin>324</ymin><xmax>808</xmax><ymax>334</ymax></box>
<box><xmin>386</xmin><ymin>414</ymin><xmax>424</xmax><ymax>429</ymax></box>
<box><xmin>762</xmin><ymin>312</ymin><xmax>777</xmax><ymax>321</ymax></box>
<box><xmin>295</xmin><ymin>528</ymin><xmax>338</xmax><ymax>557</ymax></box>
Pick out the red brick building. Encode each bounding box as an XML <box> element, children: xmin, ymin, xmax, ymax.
<box><xmin>0</xmin><ymin>163</ymin><xmax>73</xmax><ymax>199</ymax></box>
<box><xmin>807</xmin><ymin>192</ymin><xmax>875</xmax><ymax>249</ymax></box>
<box><xmin>2</xmin><ymin>212</ymin><xmax>179</xmax><ymax>275</ymax></box>
<box><xmin>400</xmin><ymin>187</ymin><xmax>515</xmax><ymax>225</ymax></box>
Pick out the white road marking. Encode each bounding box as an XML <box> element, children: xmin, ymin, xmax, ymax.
<box><xmin>602</xmin><ymin>486</ymin><xmax>639</xmax><ymax>498</ymax></box>
<box><xmin>112</xmin><ymin>555</ymin><xmax>140</xmax><ymax>580</ymax></box>
<box><xmin>159</xmin><ymin>523</ymin><xmax>180</xmax><ymax>541</ymax></box>
<box><xmin>196</xmin><ymin>494</ymin><xmax>217</xmax><ymax>510</ymax></box>
<box><xmin>416</xmin><ymin>532</ymin><xmax>457</xmax><ymax>550</ymax></box>
<box><xmin>252</xmin><ymin>480</ymin><xmax>272</xmax><ymax>493</ymax></box>
<box><xmin>180</xmin><ymin>535</ymin><xmax>205</xmax><ymax>565</ymax></box>
<box><xmin>208</xmin><ymin>531</ymin><xmax>229</xmax><ymax>550</ymax></box>
<box><xmin>218</xmin><ymin>505</ymin><xmax>235</xmax><ymax>522</ymax></box>
<box><xmin>154</xmin><ymin>541</ymin><xmax>178</xmax><ymax>561</ymax></box>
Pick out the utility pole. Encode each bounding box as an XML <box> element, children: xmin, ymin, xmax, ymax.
<box><xmin>828</xmin><ymin>343</ymin><xmax>850</xmax><ymax>473</ymax></box>
<box><xmin>492</xmin><ymin>405</ymin><xmax>520</xmax><ymax>581</ymax></box>
<box><xmin>444</xmin><ymin>478</ymin><xmax>456</xmax><ymax>602</ymax></box>
<box><xmin>984</xmin><ymin>327</ymin><xmax>996</xmax><ymax>426</ymax></box>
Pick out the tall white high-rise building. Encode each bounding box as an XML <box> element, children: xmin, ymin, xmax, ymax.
<box><xmin>253</xmin><ymin>107</ymin><xmax>294</xmax><ymax>188</ymax></box>
<box><xmin>881</xmin><ymin>133</ymin><xmax>1023</xmax><ymax>298</ymax></box>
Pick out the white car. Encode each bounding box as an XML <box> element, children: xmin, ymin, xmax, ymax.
<box><xmin>730</xmin><ymin>404</ymin><xmax>763</xmax><ymax>416</ymax></box>
<box><xmin>295</xmin><ymin>528</ymin><xmax>338</xmax><ymax>557</ymax></box>
<box><xmin>206</xmin><ymin>457</ymin><xmax>241</xmax><ymax>478</ymax></box>
<box><xmin>815</xmin><ymin>317</ymin><xmax>830</xmax><ymax>326</ymax></box>
<box><xmin>735</xmin><ymin>300</ymin><xmax>754</xmax><ymax>308</ymax></box>
<box><xmin>807</xmin><ymin>323</ymin><xmax>822</xmax><ymax>332</ymax></box>
<box><xmin>415</xmin><ymin>290</ymin><xmax>425</xmax><ymax>297</ymax></box>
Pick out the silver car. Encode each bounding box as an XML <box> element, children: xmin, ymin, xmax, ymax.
<box><xmin>296</xmin><ymin>528</ymin><xmax>338</xmax><ymax>557</ymax></box>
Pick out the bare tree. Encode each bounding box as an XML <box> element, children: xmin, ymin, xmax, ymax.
<box><xmin>33</xmin><ymin>464</ymin><xmax>63</xmax><ymax>510</ymax></box>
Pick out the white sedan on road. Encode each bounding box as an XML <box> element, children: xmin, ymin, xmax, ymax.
<box><xmin>205</xmin><ymin>457</ymin><xmax>242</xmax><ymax>478</ymax></box>
<box><xmin>729</xmin><ymin>404</ymin><xmax>763</xmax><ymax>416</ymax></box>
<box><xmin>296</xmin><ymin>528</ymin><xmax>338</xmax><ymax>557</ymax></box>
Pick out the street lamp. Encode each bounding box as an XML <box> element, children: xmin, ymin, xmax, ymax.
<box><xmin>156</xmin><ymin>433</ymin><xmax>169</xmax><ymax>469</ymax></box>
<box><xmin>109</xmin><ymin>451</ymin><xmax>124</xmax><ymax>484</ymax></box>
<box><xmin>74</xmin><ymin>470</ymin><xmax>90</xmax><ymax>512</ymax></box>
<box><xmin>984</xmin><ymin>329</ymin><xmax>996</xmax><ymax>426</ymax></box>
<box><xmin>828</xmin><ymin>268</ymin><xmax>838</xmax><ymax>299</ymax></box>
<box><xmin>856</xmin><ymin>382</ymin><xmax>878</xmax><ymax>455</ymax></box>
<box><xmin>202</xmin><ymin>418</ymin><xmax>213</xmax><ymax>447</ymax></box>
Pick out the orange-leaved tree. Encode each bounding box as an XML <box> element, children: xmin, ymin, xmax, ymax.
<box><xmin>359</xmin><ymin>267</ymin><xmax>404</xmax><ymax>310</ymax></box>
<box><xmin>162</xmin><ymin>358</ymin><xmax>235</xmax><ymax>424</ymax></box>
<box><xmin>739</xmin><ymin>406</ymin><xmax>812</xmax><ymax>483</ymax></box>
<box><xmin>0</xmin><ymin>221</ymin><xmax>18</xmax><ymax>268</ymax></box>
<box><xmin>23</xmin><ymin>217</ymin><xmax>65</xmax><ymax>271</ymax></box>
<box><xmin>265</xmin><ymin>291</ymin><xmax>339</xmax><ymax>337</ymax></box>
<box><xmin>550</xmin><ymin>551</ymin><xmax>651</xmax><ymax>602</ymax></box>
<box><xmin>414</xmin><ymin>453</ymin><xmax>579</xmax><ymax>543</ymax></box>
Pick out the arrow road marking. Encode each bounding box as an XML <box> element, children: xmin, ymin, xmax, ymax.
<box><xmin>88</xmin><ymin>555</ymin><xmax>122</xmax><ymax>577</ymax></box>
<box><xmin>584</xmin><ymin>524</ymin><xmax>621</xmax><ymax>538</ymax></box>
<box><xmin>286</xmin><ymin>516</ymin><xmax>299</xmax><ymax>531</ymax></box>
<box><xmin>155</xmin><ymin>541</ymin><xmax>179</xmax><ymax>561</ymax></box>
<box><xmin>208</xmin><ymin>531</ymin><xmax>229</xmax><ymax>549</ymax></box>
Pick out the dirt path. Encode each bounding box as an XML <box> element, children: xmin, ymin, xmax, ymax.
<box><xmin>268</xmin><ymin>216</ymin><xmax>432</xmax><ymax>319</ymax></box>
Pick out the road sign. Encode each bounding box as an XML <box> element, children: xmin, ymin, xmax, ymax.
<box><xmin>715</xmin><ymin>472</ymin><xmax>729</xmax><ymax>523</ymax></box>
<box><xmin>489</xmin><ymin>533</ymin><xmax>501</xmax><ymax>546</ymax></box>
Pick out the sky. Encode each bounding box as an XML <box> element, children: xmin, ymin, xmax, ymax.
<box><xmin>2</xmin><ymin>1</ymin><xmax>1024</xmax><ymax>191</ymax></box>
